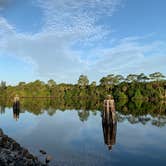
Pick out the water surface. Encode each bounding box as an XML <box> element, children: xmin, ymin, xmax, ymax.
<box><xmin>0</xmin><ymin>102</ymin><xmax>166</xmax><ymax>166</ymax></box>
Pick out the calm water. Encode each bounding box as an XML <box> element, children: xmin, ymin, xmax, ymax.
<box><xmin>0</xmin><ymin>102</ymin><xmax>166</xmax><ymax>166</ymax></box>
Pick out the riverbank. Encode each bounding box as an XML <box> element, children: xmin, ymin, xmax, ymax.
<box><xmin>0</xmin><ymin>129</ymin><xmax>45</xmax><ymax>166</ymax></box>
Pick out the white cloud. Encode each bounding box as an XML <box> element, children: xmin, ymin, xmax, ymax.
<box><xmin>0</xmin><ymin>0</ymin><xmax>166</xmax><ymax>83</ymax></box>
<box><xmin>0</xmin><ymin>17</ymin><xmax>15</xmax><ymax>48</ymax></box>
<box><xmin>88</xmin><ymin>39</ymin><xmax>166</xmax><ymax>81</ymax></box>
<box><xmin>1</xmin><ymin>18</ymin><xmax>94</xmax><ymax>82</ymax></box>
<box><xmin>0</xmin><ymin>0</ymin><xmax>121</xmax><ymax>83</ymax></box>
<box><xmin>36</xmin><ymin>0</ymin><xmax>120</xmax><ymax>45</ymax></box>
<box><xmin>37</xmin><ymin>0</ymin><xmax>121</xmax><ymax>29</ymax></box>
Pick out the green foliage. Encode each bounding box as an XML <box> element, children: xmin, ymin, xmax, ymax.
<box><xmin>134</xmin><ymin>100</ymin><xmax>143</xmax><ymax>109</ymax></box>
<box><xmin>99</xmin><ymin>74</ymin><xmax>123</xmax><ymax>86</ymax></box>
<box><xmin>126</xmin><ymin>74</ymin><xmax>138</xmax><ymax>82</ymax></box>
<box><xmin>90</xmin><ymin>81</ymin><xmax>96</xmax><ymax>87</ymax></box>
<box><xmin>149</xmin><ymin>72</ymin><xmax>165</xmax><ymax>81</ymax></box>
<box><xmin>0</xmin><ymin>81</ymin><xmax>6</xmax><ymax>89</ymax></box>
<box><xmin>0</xmin><ymin>72</ymin><xmax>166</xmax><ymax>103</ymax></box>
<box><xmin>132</xmin><ymin>89</ymin><xmax>143</xmax><ymax>100</ymax></box>
<box><xmin>78</xmin><ymin>75</ymin><xmax>89</xmax><ymax>86</ymax></box>
<box><xmin>48</xmin><ymin>79</ymin><xmax>56</xmax><ymax>87</ymax></box>
<box><xmin>118</xmin><ymin>92</ymin><xmax>128</xmax><ymax>100</ymax></box>
<box><xmin>137</xmin><ymin>73</ymin><xmax>149</xmax><ymax>82</ymax></box>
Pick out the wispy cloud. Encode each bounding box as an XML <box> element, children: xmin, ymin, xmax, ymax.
<box><xmin>0</xmin><ymin>0</ymin><xmax>121</xmax><ymax>82</ymax></box>
<box><xmin>89</xmin><ymin>38</ymin><xmax>166</xmax><ymax>80</ymax></box>
<box><xmin>37</xmin><ymin>0</ymin><xmax>121</xmax><ymax>28</ymax></box>
<box><xmin>36</xmin><ymin>0</ymin><xmax>121</xmax><ymax>45</ymax></box>
<box><xmin>0</xmin><ymin>0</ymin><xmax>166</xmax><ymax>83</ymax></box>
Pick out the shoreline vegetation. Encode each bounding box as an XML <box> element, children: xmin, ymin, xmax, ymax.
<box><xmin>0</xmin><ymin>72</ymin><xmax>165</xmax><ymax>102</ymax></box>
<box><xmin>0</xmin><ymin>72</ymin><xmax>165</xmax><ymax>119</ymax></box>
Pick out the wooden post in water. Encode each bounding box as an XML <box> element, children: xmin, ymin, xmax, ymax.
<box><xmin>104</xmin><ymin>95</ymin><xmax>115</xmax><ymax>109</ymax></box>
<box><xmin>13</xmin><ymin>95</ymin><xmax>20</xmax><ymax>121</ymax></box>
<box><xmin>102</xmin><ymin>95</ymin><xmax>117</xmax><ymax>150</ymax></box>
<box><xmin>13</xmin><ymin>95</ymin><xmax>20</xmax><ymax>110</ymax></box>
<box><xmin>103</xmin><ymin>95</ymin><xmax>116</xmax><ymax>123</ymax></box>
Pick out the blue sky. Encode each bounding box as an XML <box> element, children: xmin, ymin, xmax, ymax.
<box><xmin>0</xmin><ymin>0</ymin><xmax>166</xmax><ymax>84</ymax></box>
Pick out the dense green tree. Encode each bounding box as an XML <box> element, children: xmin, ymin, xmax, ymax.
<box><xmin>48</xmin><ymin>79</ymin><xmax>56</xmax><ymax>87</ymax></box>
<box><xmin>90</xmin><ymin>81</ymin><xmax>96</xmax><ymax>87</ymax></box>
<box><xmin>114</xmin><ymin>75</ymin><xmax>125</xmax><ymax>84</ymax></box>
<box><xmin>149</xmin><ymin>72</ymin><xmax>165</xmax><ymax>81</ymax></box>
<box><xmin>99</xmin><ymin>74</ymin><xmax>123</xmax><ymax>92</ymax></box>
<box><xmin>100</xmin><ymin>74</ymin><xmax>116</xmax><ymax>85</ymax></box>
<box><xmin>126</xmin><ymin>74</ymin><xmax>138</xmax><ymax>82</ymax></box>
<box><xmin>0</xmin><ymin>81</ymin><xmax>6</xmax><ymax>89</ymax></box>
<box><xmin>137</xmin><ymin>73</ymin><xmax>149</xmax><ymax>82</ymax></box>
<box><xmin>78</xmin><ymin>75</ymin><xmax>89</xmax><ymax>86</ymax></box>
<box><xmin>18</xmin><ymin>82</ymin><xmax>26</xmax><ymax>86</ymax></box>
<box><xmin>99</xmin><ymin>76</ymin><xmax>107</xmax><ymax>86</ymax></box>
<box><xmin>106</xmin><ymin>74</ymin><xmax>116</xmax><ymax>84</ymax></box>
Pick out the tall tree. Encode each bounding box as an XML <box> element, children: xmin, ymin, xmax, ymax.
<box><xmin>126</xmin><ymin>74</ymin><xmax>138</xmax><ymax>82</ymax></box>
<box><xmin>48</xmin><ymin>79</ymin><xmax>56</xmax><ymax>87</ymax></box>
<box><xmin>0</xmin><ymin>81</ymin><xmax>6</xmax><ymax>89</ymax></box>
<box><xmin>99</xmin><ymin>76</ymin><xmax>108</xmax><ymax>86</ymax></box>
<box><xmin>90</xmin><ymin>81</ymin><xmax>96</xmax><ymax>87</ymax></box>
<box><xmin>114</xmin><ymin>75</ymin><xmax>124</xmax><ymax>84</ymax></box>
<box><xmin>137</xmin><ymin>73</ymin><xmax>149</xmax><ymax>82</ymax></box>
<box><xmin>100</xmin><ymin>74</ymin><xmax>121</xmax><ymax>85</ymax></box>
<box><xmin>149</xmin><ymin>72</ymin><xmax>165</xmax><ymax>81</ymax></box>
<box><xmin>78</xmin><ymin>75</ymin><xmax>89</xmax><ymax>86</ymax></box>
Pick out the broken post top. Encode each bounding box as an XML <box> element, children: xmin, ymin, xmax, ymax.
<box><xmin>104</xmin><ymin>95</ymin><xmax>115</xmax><ymax>103</ymax></box>
<box><xmin>106</xmin><ymin>95</ymin><xmax>114</xmax><ymax>100</ymax></box>
<box><xmin>104</xmin><ymin>95</ymin><xmax>115</xmax><ymax>111</ymax></box>
<box><xmin>14</xmin><ymin>94</ymin><xmax>20</xmax><ymax>102</ymax></box>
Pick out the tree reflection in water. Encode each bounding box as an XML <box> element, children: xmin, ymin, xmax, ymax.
<box><xmin>0</xmin><ymin>98</ymin><xmax>166</xmax><ymax>127</ymax></box>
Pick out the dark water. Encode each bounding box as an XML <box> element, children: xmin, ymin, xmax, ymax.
<box><xmin>0</xmin><ymin>101</ymin><xmax>166</xmax><ymax>166</ymax></box>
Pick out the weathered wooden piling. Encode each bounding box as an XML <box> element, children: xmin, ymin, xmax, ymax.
<box><xmin>13</xmin><ymin>95</ymin><xmax>20</xmax><ymax>109</ymax></box>
<box><xmin>102</xmin><ymin>95</ymin><xmax>117</xmax><ymax>150</ymax></box>
<box><xmin>103</xmin><ymin>95</ymin><xmax>115</xmax><ymax>110</ymax></box>
<box><xmin>103</xmin><ymin>95</ymin><xmax>116</xmax><ymax>123</ymax></box>
<box><xmin>13</xmin><ymin>95</ymin><xmax>20</xmax><ymax>121</ymax></box>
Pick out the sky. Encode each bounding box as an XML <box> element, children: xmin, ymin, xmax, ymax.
<box><xmin>0</xmin><ymin>0</ymin><xmax>166</xmax><ymax>85</ymax></box>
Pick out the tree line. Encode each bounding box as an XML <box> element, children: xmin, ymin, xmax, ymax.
<box><xmin>0</xmin><ymin>72</ymin><xmax>166</xmax><ymax>102</ymax></box>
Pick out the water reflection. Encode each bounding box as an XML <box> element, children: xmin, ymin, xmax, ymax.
<box><xmin>102</xmin><ymin>99</ymin><xmax>117</xmax><ymax>150</ymax></box>
<box><xmin>0</xmin><ymin>105</ymin><xmax>5</xmax><ymax>114</ymax></box>
<box><xmin>0</xmin><ymin>98</ymin><xmax>166</xmax><ymax>127</ymax></box>
<box><xmin>0</xmin><ymin>99</ymin><xmax>166</xmax><ymax>166</ymax></box>
<box><xmin>13</xmin><ymin>101</ymin><xmax>20</xmax><ymax>121</ymax></box>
